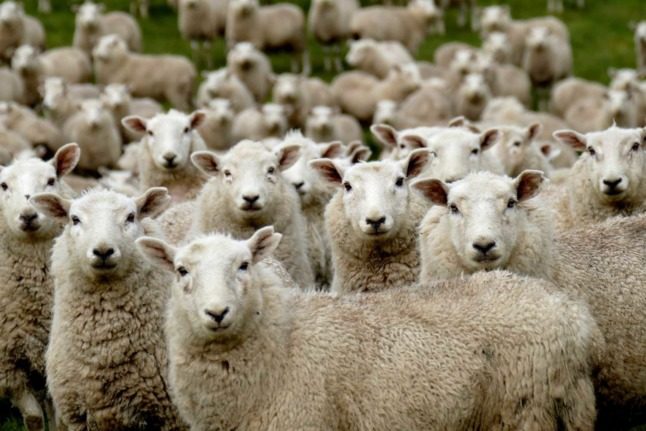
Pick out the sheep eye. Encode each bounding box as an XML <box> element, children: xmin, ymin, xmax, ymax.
<box><xmin>224</xmin><ymin>170</ymin><xmax>232</xmax><ymax>177</ymax></box>
<box><xmin>177</xmin><ymin>266</ymin><xmax>188</xmax><ymax>276</ymax></box>
<box><xmin>631</xmin><ymin>142</ymin><xmax>640</xmax><ymax>152</ymax></box>
<box><xmin>267</xmin><ymin>166</ymin><xmax>275</xmax><ymax>174</ymax></box>
<box><xmin>71</xmin><ymin>215</ymin><xmax>81</xmax><ymax>225</ymax></box>
<box><xmin>183</xmin><ymin>127</ymin><xmax>190</xmax><ymax>134</ymax></box>
<box><xmin>0</xmin><ymin>182</ymin><xmax>7</xmax><ymax>191</ymax></box>
<box><xmin>125</xmin><ymin>212</ymin><xmax>135</xmax><ymax>223</ymax></box>
<box><xmin>343</xmin><ymin>182</ymin><xmax>352</xmax><ymax>192</ymax></box>
<box><xmin>587</xmin><ymin>147</ymin><xmax>596</xmax><ymax>156</ymax></box>
<box><xmin>449</xmin><ymin>203</ymin><xmax>460</xmax><ymax>214</ymax></box>
<box><xmin>507</xmin><ymin>199</ymin><xmax>517</xmax><ymax>209</ymax></box>
<box><xmin>46</xmin><ymin>177</ymin><xmax>56</xmax><ymax>186</ymax></box>
<box><xmin>395</xmin><ymin>177</ymin><xmax>404</xmax><ymax>187</ymax></box>
<box><xmin>513</xmin><ymin>141</ymin><xmax>521</xmax><ymax>147</ymax></box>
<box><xmin>147</xmin><ymin>130</ymin><xmax>153</xmax><ymax>136</ymax></box>
<box><xmin>399</xmin><ymin>144</ymin><xmax>405</xmax><ymax>149</ymax></box>
<box><xmin>239</xmin><ymin>261</ymin><xmax>249</xmax><ymax>271</ymax></box>
<box><xmin>471</xmin><ymin>148</ymin><xmax>479</xmax><ymax>155</ymax></box>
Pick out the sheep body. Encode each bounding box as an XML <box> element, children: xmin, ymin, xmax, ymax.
<box><xmin>231</xmin><ymin>104</ymin><xmax>289</xmax><ymax>141</ymax></box>
<box><xmin>0</xmin><ymin>2</ymin><xmax>45</xmax><ymax>61</ymax></box>
<box><xmin>227</xmin><ymin>42</ymin><xmax>274</xmax><ymax>102</ymax></box>
<box><xmin>345</xmin><ymin>38</ymin><xmax>413</xmax><ymax>79</ymax></box>
<box><xmin>305</xmin><ymin>105</ymin><xmax>362</xmax><ymax>143</ymax></box>
<box><xmin>550</xmin><ymin>77</ymin><xmax>606</xmax><ymax>118</ymax></box>
<box><xmin>195</xmin><ymin>69</ymin><xmax>255</xmax><ymax>112</ymax></box>
<box><xmin>0</xmin><ymin>67</ymin><xmax>24</xmax><ymax>104</ymax></box>
<box><xmin>0</xmin><ymin>102</ymin><xmax>64</xmax><ymax>152</ymax></box>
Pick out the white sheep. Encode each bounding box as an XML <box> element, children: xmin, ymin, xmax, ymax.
<box><xmin>522</xmin><ymin>26</ymin><xmax>572</xmax><ymax>90</ymax></box>
<box><xmin>482</xmin><ymin>31</ymin><xmax>513</xmax><ymax>63</ymax></box>
<box><xmin>413</xmin><ymin>170</ymin><xmax>646</xmax><ymax>429</ymax></box>
<box><xmin>350</xmin><ymin>0</ymin><xmax>436</xmax><ymax>53</ymax></box>
<box><xmin>308</xmin><ymin>0</ymin><xmax>359</xmax><ymax>71</ymax></box>
<box><xmin>29</xmin><ymin>188</ymin><xmax>184</xmax><ymax>431</ymax></box>
<box><xmin>549</xmin><ymin>77</ymin><xmax>606</xmax><ymax>118</ymax></box>
<box><xmin>73</xmin><ymin>1</ymin><xmax>142</xmax><ymax>55</ymax></box>
<box><xmin>636</xmin><ymin>21</ymin><xmax>646</xmax><ymax>73</ymax></box>
<box><xmin>0</xmin><ymin>102</ymin><xmax>64</xmax><ymax>152</ymax></box>
<box><xmin>195</xmin><ymin>68</ymin><xmax>255</xmax><ymax>112</ymax></box>
<box><xmin>63</xmin><ymin>99</ymin><xmax>122</xmax><ymax>173</ymax></box>
<box><xmin>549</xmin><ymin>126</ymin><xmax>646</xmax><ymax>228</ymax></box>
<box><xmin>195</xmin><ymin>99</ymin><xmax>235</xmax><ymax>151</ymax></box>
<box><xmin>178</xmin><ymin>0</ymin><xmax>226</xmax><ymax>68</ymax></box>
<box><xmin>0</xmin><ymin>2</ymin><xmax>45</xmax><ymax>62</ymax></box>
<box><xmin>227</xmin><ymin>42</ymin><xmax>274</xmax><ymax>102</ymax></box>
<box><xmin>345</xmin><ymin>38</ymin><xmax>414</xmax><ymax>79</ymax></box>
<box><xmin>12</xmin><ymin>44</ymin><xmax>92</xmax><ymax>85</ymax></box>
<box><xmin>101</xmin><ymin>83</ymin><xmax>163</xmax><ymax>143</ymax></box>
<box><xmin>479</xmin><ymin>5</ymin><xmax>511</xmax><ymax>36</ymax></box>
<box><xmin>190</xmin><ymin>141</ymin><xmax>314</xmax><ymax>287</ymax></box>
<box><xmin>370</xmin><ymin>123</ymin><xmax>444</xmax><ymax>161</ymax></box>
<box><xmin>564</xmin><ymin>89</ymin><xmax>640</xmax><ymax>132</ymax></box>
<box><xmin>331</xmin><ymin>64</ymin><xmax>421</xmax><ymax>122</ymax></box>
<box><xmin>136</xmin><ymin>227</ymin><xmax>601</xmax><ymax>431</ymax></box>
<box><xmin>310</xmin><ymin>150</ymin><xmax>430</xmax><ymax>293</ymax></box>
<box><xmin>0</xmin><ymin>124</ymin><xmax>31</xmax><ymax>162</ymax></box>
<box><xmin>122</xmin><ymin>110</ymin><xmax>208</xmax><ymax>202</ymax></box>
<box><xmin>488</xmin><ymin>123</ymin><xmax>552</xmax><ymax>177</ymax></box>
<box><xmin>305</xmin><ymin>105</ymin><xmax>363</xmax><ymax>143</ymax></box>
<box><xmin>41</xmin><ymin>77</ymin><xmax>101</xmax><ymax>128</ymax></box>
<box><xmin>226</xmin><ymin>0</ymin><xmax>308</xmax><ymax>73</ymax></box>
<box><xmin>272</xmin><ymin>74</ymin><xmax>335</xmax><ymax>128</ymax></box>
<box><xmin>455</xmin><ymin>72</ymin><xmax>491</xmax><ymax>121</ymax></box>
<box><xmin>94</xmin><ymin>34</ymin><xmax>196</xmax><ymax>112</ymax></box>
<box><xmin>608</xmin><ymin>68</ymin><xmax>646</xmax><ymax>124</ymax></box>
<box><xmin>433</xmin><ymin>42</ymin><xmax>478</xmax><ymax>70</ymax></box>
<box><xmin>484</xmin><ymin>61</ymin><xmax>532</xmax><ymax>107</ymax></box>
<box><xmin>0</xmin><ymin>67</ymin><xmax>24</xmax><ymax>104</ymax></box>
<box><xmin>0</xmin><ymin>144</ymin><xmax>79</xmax><ymax>431</ymax></box>
<box><xmin>231</xmin><ymin>103</ymin><xmax>289</xmax><ymax>141</ymax></box>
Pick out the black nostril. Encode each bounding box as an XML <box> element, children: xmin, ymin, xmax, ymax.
<box><xmin>20</xmin><ymin>212</ymin><xmax>37</xmax><ymax>223</ymax></box>
<box><xmin>93</xmin><ymin>248</ymin><xmax>115</xmax><ymax>259</ymax></box>
<box><xmin>603</xmin><ymin>178</ymin><xmax>622</xmax><ymax>188</ymax></box>
<box><xmin>205</xmin><ymin>307</ymin><xmax>229</xmax><ymax>324</ymax></box>
<box><xmin>243</xmin><ymin>195</ymin><xmax>259</xmax><ymax>203</ymax></box>
<box><xmin>366</xmin><ymin>216</ymin><xmax>386</xmax><ymax>227</ymax></box>
<box><xmin>164</xmin><ymin>154</ymin><xmax>177</xmax><ymax>162</ymax></box>
<box><xmin>293</xmin><ymin>182</ymin><xmax>304</xmax><ymax>190</ymax></box>
<box><xmin>473</xmin><ymin>241</ymin><xmax>496</xmax><ymax>254</ymax></box>
<box><xmin>24</xmin><ymin>194</ymin><xmax>30</xmax><ymax>199</ymax></box>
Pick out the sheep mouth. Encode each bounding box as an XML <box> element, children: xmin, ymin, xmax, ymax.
<box><xmin>91</xmin><ymin>261</ymin><xmax>117</xmax><ymax>270</ymax></box>
<box><xmin>207</xmin><ymin>324</ymin><xmax>230</xmax><ymax>332</ymax></box>
<box><xmin>603</xmin><ymin>188</ymin><xmax>626</xmax><ymax>197</ymax></box>
<box><xmin>240</xmin><ymin>204</ymin><xmax>262</xmax><ymax>212</ymax></box>
<box><xmin>472</xmin><ymin>254</ymin><xmax>501</xmax><ymax>263</ymax></box>
<box><xmin>19</xmin><ymin>223</ymin><xmax>40</xmax><ymax>232</ymax></box>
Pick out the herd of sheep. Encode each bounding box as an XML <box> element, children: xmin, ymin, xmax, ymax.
<box><xmin>0</xmin><ymin>0</ymin><xmax>645</xmax><ymax>430</ymax></box>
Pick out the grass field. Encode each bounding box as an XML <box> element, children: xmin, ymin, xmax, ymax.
<box><xmin>1</xmin><ymin>0</ymin><xmax>644</xmax><ymax>429</ymax></box>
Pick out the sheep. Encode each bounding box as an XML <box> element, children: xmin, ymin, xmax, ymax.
<box><xmin>190</xmin><ymin>141</ymin><xmax>314</xmax><ymax>287</ymax></box>
<box><xmin>0</xmin><ymin>67</ymin><xmax>24</xmax><ymax>104</ymax></box>
<box><xmin>345</xmin><ymin>38</ymin><xmax>414</xmax><ymax>79</ymax></box>
<box><xmin>0</xmin><ymin>2</ymin><xmax>45</xmax><ymax>62</ymax></box>
<box><xmin>433</xmin><ymin>42</ymin><xmax>477</xmax><ymax>69</ymax></box>
<box><xmin>63</xmin><ymin>99</ymin><xmax>122</xmax><ymax>173</ymax></box>
<box><xmin>413</xmin><ymin>170</ymin><xmax>646</xmax><ymax>429</ymax></box>
<box><xmin>522</xmin><ymin>26</ymin><xmax>572</xmax><ymax>90</ymax></box>
<box><xmin>0</xmin><ymin>124</ymin><xmax>31</xmax><ymax>161</ymax></box>
<box><xmin>310</xmin><ymin>150</ymin><xmax>429</xmax><ymax>293</ymax></box>
<box><xmin>11</xmin><ymin>45</ymin><xmax>92</xmax><ymax>87</ymax></box>
<box><xmin>227</xmin><ymin>42</ymin><xmax>274</xmax><ymax>103</ymax></box>
<box><xmin>0</xmin><ymin>144</ymin><xmax>79</xmax><ymax>431</ymax></box>
<box><xmin>231</xmin><ymin>103</ymin><xmax>289</xmax><ymax>142</ymax></box>
<box><xmin>41</xmin><ymin>77</ymin><xmax>101</xmax><ymax>128</ymax></box>
<box><xmin>93</xmin><ymin>34</ymin><xmax>196</xmax><ymax>112</ymax></box>
<box><xmin>122</xmin><ymin>110</ymin><xmax>208</xmax><ymax>202</ymax></box>
<box><xmin>282</xmin><ymin>132</ymin><xmax>343</xmax><ymax>288</ymax></box>
<box><xmin>305</xmin><ymin>105</ymin><xmax>362</xmax><ymax>144</ymax></box>
<box><xmin>377</xmin><ymin>81</ymin><xmax>454</xmax><ymax>129</ymax></box>
<box><xmin>350</xmin><ymin>0</ymin><xmax>437</xmax><ymax>53</ymax></box>
<box><xmin>488</xmin><ymin>124</ymin><xmax>553</xmax><ymax>177</ymax></box>
<box><xmin>29</xmin><ymin>188</ymin><xmax>184</xmax><ymax>431</ymax></box>
<box><xmin>636</xmin><ymin>21</ymin><xmax>646</xmax><ymax>73</ymax></box>
<box><xmin>136</xmin><ymin>227</ymin><xmax>601</xmax><ymax>431</ymax></box>
<box><xmin>195</xmin><ymin>68</ymin><xmax>255</xmax><ymax>112</ymax></box>
<box><xmin>479</xmin><ymin>6</ymin><xmax>511</xmax><ymax>36</ymax></box>
<box><xmin>549</xmin><ymin>77</ymin><xmax>606</xmax><ymax>118</ymax></box>
<box><xmin>331</xmin><ymin>64</ymin><xmax>421</xmax><ymax>122</ymax></box>
<box><xmin>178</xmin><ymin>0</ymin><xmax>226</xmax><ymax>68</ymax></box>
<box><xmin>482</xmin><ymin>31</ymin><xmax>513</xmax><ymax>64</ymax></box>
<box><xmin>370</xmin><ymin>123</ymin><xmax>445</xmax><ymax>160</ymax></box>
<box><xmin>73</xmin><ymin>1</ymin><xmax>142</xmax><ymax>55</ymax></box>
<box><xmin>549</xmin><ymin>126</ymin><xmax>646</xmax><ymax>228</ymax></box>
<box><xmin>483</xmin><ymin>62</ymin><xmax>532</xmax><ymax>107</ymax></box>
<box><xmin>608</xmin><ymin>68</ymin><xmax>646</xmax><ymax>124</ymax></box>
<box><xmin>195</xmin><ymin>99</ymin><xmax>235</xmax><ymax>151</ymax></box>
<box><xmin>0</xmin><ymin>102</ymin><xmax>64</xmax><ymax>152</ymax></box>
<box><xmin>455</xmin><ymin>72</ymin><xmax>491</xmax><ymax>121</ymax></box>
<box><xmin>101</xmin><ymin>83</ymin><xmax>164</xmax><ymax>143</ymax></box>
<box><xmin>308</xmin><ymin>0</ymin><xmax>359</xmax><ymax>71</ymax></box>
<box><xmin>226</xmin><ymin>0</ymin><xmax>308</xmax><ymax>73</ymax></box>
<box><xmin>272</xmin><ymin>74</ymin><xmax>335</xmax><ymax>128</ymax></box>
<box><xmin>564</xmin><ymin>89</ymin><xmax>640</xmax><ymax>132</ymax></box>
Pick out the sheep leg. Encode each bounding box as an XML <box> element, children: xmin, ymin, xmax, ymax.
<box><xmin>13</xmin><ymin>389</ymin><xmax>45</xmax><ymax>431</ymax></box>
<box><xmin>130</xmin><ymin>1</ymin><xmax>137</xmax><ymax>16</ymax></box>
<box><xmin>301</xmin><ymin>50</ymin><xmax>311</xmax><ymax>76</ymax></box>
<box><xmin>323</xmin><ymin>46</ymin><xmax>332</xmax><ymax>72</ymax></box>
<box><xmin>45</xmin><ymin>396</ymin><xmax>59</xmax><ymax>431</ymax></box>
<box><xmin>38</xmin><ymin>0</ymin><xmax>51</xmax><ymax>13</ymax></box>
<box><xmin>457</xmin><ymin>2</ymin><xmax>467</xmax><ymax>27</ymax></box>
<box><xmin>140</xmin><ymin>0</ymin><xmax>149</xmax><ymax>18</ymax></box>
<box><xmin>190</xmin><ymin>40</ymin><xmax>200</xmax><ymax>68</ymax></box>
<box><xmin>204</xmin><ymin>41</ymin><xmax>213</xmax><ymax>70</ymax></box>
<box><xmin>333</xmin><ymin>44</ymin><xmax>343</xmax><ymax>72</ymax></box>
<box><xmin>470</xmin><ymin>4</ymin><xmax>480</xmax><ymax>31</ymax></box>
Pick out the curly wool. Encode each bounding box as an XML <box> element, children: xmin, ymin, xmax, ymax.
<box><xmin>168</xmin><ymin>269</ymin><xmax>601</xmax><ymax>431</ymax></box>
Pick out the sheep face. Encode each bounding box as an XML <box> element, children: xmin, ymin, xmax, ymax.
<box><xmin>273</xmin><ymin>75</ymin><xmax>302</xmax><ymax>106</ymax></box>
<box><xmin>230</xmin><ymin>0</ymin><xmax>258</xmax><ymax>19</ymax></box>
<box><xmin>555</xmin><ymin>126</ymin><xmax>646</xmax><ymax>204</ymax></box>
<box><xmin>483</xmin><ymin>32</ymin><xmax>512</xmax><ymax>64</ymax></box>
<box><xmin>0</xmin><ymin>1</ymin><xmax>23</xmax><ymax>27</ymax></box>
<box><xmin>282</xmin><ymin>133</ymin><xmax>342</xmax><ymax>206</ymax></box>
<box><xmin>608</xmin><ymin>68</ymin><xmax>639</xmax><ymax>92</ymax></box>
<box><xmin>490</xmin><ymin>124</ymin><xmax>542</xmax><ymax>175</ymax></box>
<box><xmin>102</xmin><ymin>84</ymin><xmax>131</xmax><ymax>112</ymax></box>
<box><xmin>414</xmin><ymin>170</ymin><xmax>544</xmax><ymax>272</ymax></box>
<box><xmin>136</xmin><ymin>227</ymin><xmax>281</xmax><ymax>343</ymax></box>
<box><xmin>0</xmin><ymin>144</ymin><xmax>79</xmax><ymax>239</ymax></box>
<box><xmin>42</xmin><ymin>78</ymin><xmax>68</xmax><ymax>111</ymax></box>
<box><xmin>75</xmin><ymin>99</ymin><xmax>115</xmax><ymax>132</ymax></box>
<box><xmin>404</xmin><ymin>128</ymin><xmax>499</xmax><ymax>183</ymax></box>
<box><xmin>192</xmin><ymin>141</ymin><xmax>300</xmax><ymax>219</ymax></box>
<box><xmin>458</xmin><ymin>73</ymin><xmax>491</xmax><ymax>114</ymax></box>
<box><xmin>205</xmin><ymin>99</ymin><xmax>234</xmax><ymax>126</ymax></box>
<box><xmin>93</xmin><ymin>34</ymin><xmax>128</xmax><ymax>62</ymax></box>
<box><xmin>123</xmin><ymin>110</ymin><xmax>206</xmax><ymax>172</ymax></box>
<box><xmin>387</xmin><ymin>64</ymin><xmax>422</xmax><ymax>93</ymax></box>
<box><xmin>11</xmin><ymin>45</ymin><xmax>39</xmax><ymax>75</ymax></box>
<box><xmin>372</xmin><ymin>101</ymin><xmax>398</xmax><ymax>128</ymax></box>
<box><xmin>31</xmin><ymin>188</ymin><xmax>169</xmax><ymax>281</ymax></box>
<box><xmin>449</xmin><ymin>50</ymin><xmax>482</xmax><ymax>78</ymax></box>
<box><xmin>228</xmin><ymin>42</ymin><xmax>263</xmax><ymax>73</ymax></box>
<box><xmin>345</xmin><ymin>39</ymin><xmax>375</xmax><ymax>67</ymax></box>
<box><xmin>311</xmin><ymin>150</ymin><xmax>429</xmax><ymax>238</ymax></box>
<box><xmin>75</xmin><ymin>2</ymin><xmax>102</xmax><ymax>31</ymax></box>
<box><xmin>479</xmin><ymin>5</ymin><xmax>511</xmax><ymax>34</ymax></box>
<box><xmin>260</xmin><ymin>104</ymin><xmax>289</xmax><ymax>137</ymax></box>
<box><xmin>603</xmin><ymin>90</ymin><xmax>638</xmax><ymax>128</ymax></box>
<box><xmin>525</xmin><ymin>26</ymin><xmax>552</xmax><ymax>53</ymax></box>
<box><xmin>306</xmin><ymin>106</ymin><xmax>335</xmax><ymax>137</ymax></box>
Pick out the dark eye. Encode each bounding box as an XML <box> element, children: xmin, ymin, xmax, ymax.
<box><xmin>395</xmin><ymin>177</ymin><xmax>404</xmax><ymax>187</ymax></box>
<box><xmin>513</xmin><ymin>141</ymin><xmax>521</xmax><ymax>147</ymax></box>
<box><xmin>507</xmin><ymin>199</ymin><xmax>517</xmax><ymax>209</ymax></box>
<box><xmin>343</xmin><ymin>182</ymin><xmax>352</xmax><ymax>192</ymax></box>
<box><xmin>224</xmin><ymin>169</ymin><xmax>232</xmax><ymax>177</ymax></box>
<box><xmin>267</xmin><ymin>166</ymin><xmax>275</xmax><ymax>174</ymax></box>
<box><xmin>177</xmin><ymin>266</ymin><xmax>188</xmax><ymax>276</ymax></box>
<box><xmin>183</xmin><ymin>127</ymin><xmax>190</xmax><ymax>134</ymax></box>
<box><xmin>239</xmin><ymin>261</ymin><xmax>249</xmax><ymax>271</ymax></box>
<box><xmin>631</xmin><ymin>142</ymin><xmax>640</xmax><ymax>152</ymax></box>
<box><xmin>471</xmin><ymin>148</ymin><xmax>479</xmax><ymax>155</ymax></box>
<box><xmin>587</xmin><ymin>147</ymin><xmax>596</xmax><ymax>156</ymax></box>
<box><xmin>47</xmin><ymin>177</ymin><xmax>56</xmax><ymax>186</ymax></box>
<box><xmin>0</xmin><ymin>182</ymin><xmax>7</xmax><ymax>191</ymax></box>
<box><xmin>399</xmin><ymin>144</ymin><xmax>405</xmax><ymax>149</ymax></box>
<box><xmin>147</xmin><ymin>130</ymin><xmax>153</xmax><ymax>136</ymax></box>
<box><xmin>449</xmin><ymin>203</ymin><xmax>460</xmax><ymax>214</ymax></box>
<box><xmin>71</xmin><ymin>215</ymin><xmax>81</xmax><ymax>225</ymax></box>
<box><xmin>126</xmin><ymin>212</ymin><xmax>135</xmax><ymax>223</ymax></box>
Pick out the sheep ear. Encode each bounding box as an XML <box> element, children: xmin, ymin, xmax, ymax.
<box><xmin>350</xmin><ymin>147</ymin><xmax>371</xmax><ymax>163</ymax></box>
<box><xmin>30</xmin><ymin>193</ymin><xmax>71</xmax><ymax>221</ymax></box>
<box><xmin>401</xmin><ymin>134</ymin><xmax>426</xmax><ymax>149</ymax></box>
<box><xmin>319</xmin><ymin>141</ymin><xmax>343</xmax><ymax>159</ymax></box>
<box><xmin>480</xmin><ymin>128</ymin><xmax>499</xmax><ymax>151</ymax></box>
<box><xmin>136</xmin><ymin>237</ymin><xmax>177</xmax><ymax>272</ymax></box>
<box><xmin>370</xmin><ymin>124</ymin><xmax>398</xmax><ymax>148</ymax></box>
<box><xmin>309</xmin><ymin>159</ymin><xmax>344</xmax><ymax>185</ymax></box>
<box><xmin>191</xmin><ymin>151</ymin><xmax>221</xmax><ymax>176</ymax></box>
<box><xmin>51</xmin><ymin>143</ymin><xmax>80</xmax><ymax>177</ymax></box>
<box><xmin>276</xmin><ymin>144</ymin><xmax>300</xmax><ymax>171</ymax></box>
<box><xmin>526</xmin><ymin>123</ymin><xmax>542</xmax><ymax>141</ymax></box>
<box><xmin>448</xmin><ymin>116</ymin><xmax>467</xmax><ymax>128</ymax></box>
<box><xmin>402</xmin><ymin>149</ymin><xmax>430</xmax><ymax>179</ymax></box>
<box><xmin>540</xmin><ymin>143</ymin><xmax>561</xmax><ymax>161</ymax></box>
<box><xmin>189</xmin><ymin>110</ymin><xmax>207</xmax><ymax>129</ymax></box>
<box><xmin>514</xmin><ymin>170</ymin><xmax>545</xmax><ymax>202</ymax></box>
<box><xmin>135</xmin><ymin>187</ymin><xmax>171</xmax><ymax>219</ymax></box>
<box><xmin>553</xmin><ymin>130</ymin><xmax>586</xmax><ymax>150</ymax></box>
<box><xmin>122</xmin><ymin>115</ymin><xmax>148</xmax><ymax>133</ymax></box>
<box><xmin>411</xmin><ymin>178</ymin><xmax>449</xmax><ymax>206</ymax></box>
<box><xmin>247</xmin><ymin>226</ymin><xmax>282</xmax><ymax>264</ymax></box>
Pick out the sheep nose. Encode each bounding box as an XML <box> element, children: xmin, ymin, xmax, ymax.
<box><xmin>163</xmin><ymin>153</ymin><xmax>177</xmax><ymax>163</ymax></box>
<box><xmin>19</xmin><ymin>212</ymin><xmax>37</xmax><ymax>224</ymax></box>
<box><xmin>205</xmin><ymin>307</ymin><xmax>229</xmax><ymax>324</ymax></box>
<box><xmin>293</xmin><ymin>181</ymin><xmax>304</xmax><ymax>190</ymax></box>
<box><xmin>243</xmin><ymin>195</ymin><xmax>259</xmax><ymax>204</ymax></box>
<box><xmin>93</xmin><ymin>247</ymin><xmax>115</xmax><ymax>260</ymax></box>
<box><xmin>365</xmin><ymin>216</ymin><xmax>386</xmax><ymax>228</ymax></box>
<box><xmin>473</xmin><ymin>241</ymin><xmax>496</xmax><ymax>254</ymax></box>
<box><xmin>603</xmin><ymin>178</ymin><xmax>622</xmax><ymax>189</ymax></box>
<box><xmin>24</xmin><ymin>194</ymin><xmax>30</xmax><ymax>200</ymax></box>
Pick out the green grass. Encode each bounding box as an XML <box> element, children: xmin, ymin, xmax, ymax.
<box><xmin>1</xmin><ymin>0</ymin><xmax>644</xmax><ymax>429</ymax></box>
